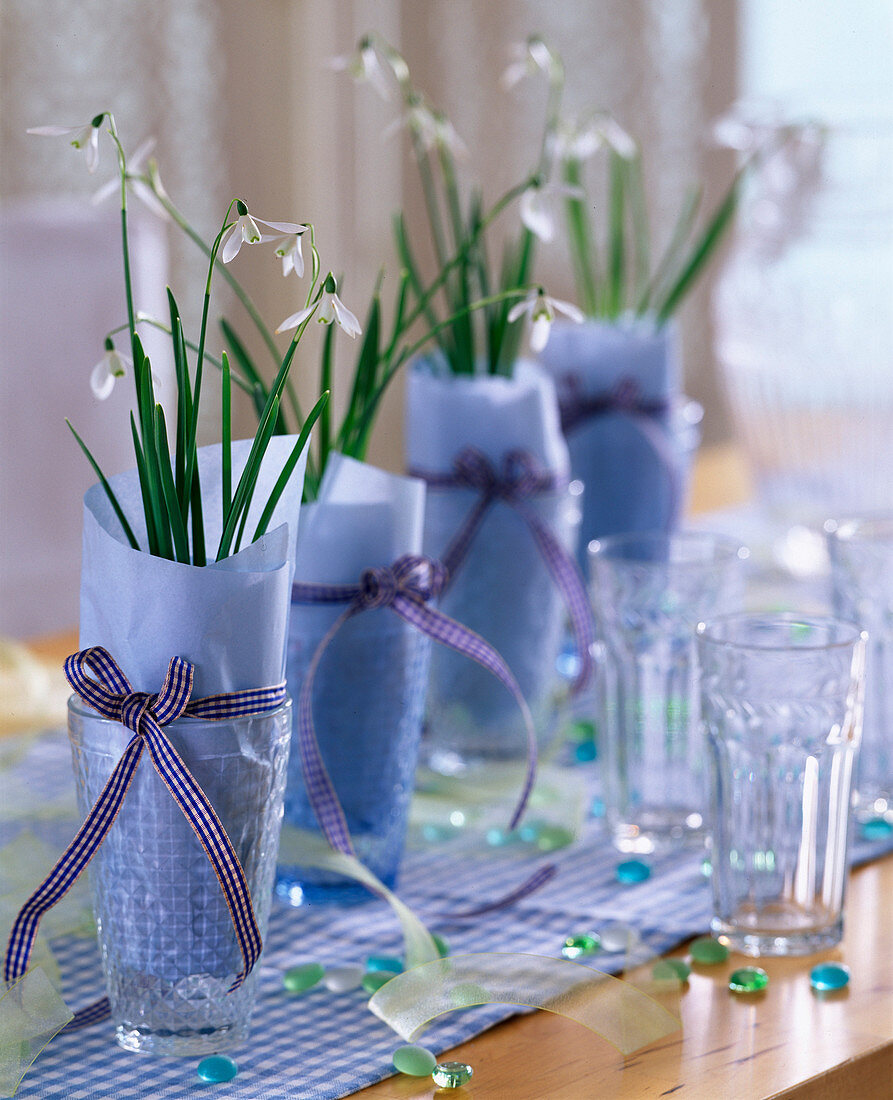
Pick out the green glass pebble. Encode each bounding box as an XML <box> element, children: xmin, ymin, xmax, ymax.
<box><xmin>534</xmin><ymin>824</ymin><xmax>575</xmax><ymax>852</ymax></box>
<box><xmin>729</xmin><ymin>966</ymin><xmax>769</xmax><ymax>993</ymax></box>
<box><xmin>282</xmin><ymin>961</ymin><xmax>325</xmax><ymax>993</ymax></box>
<box><xmin>432</xmin><ymin>1061</ymin><xmax>474</xmax><ymax>1088</ymax></box>
<box><xmin>449</xmin><ymin>981</ymin><xmax>490</xmax><ymax>1006</ymax></box>
<box><xmin>362</xmin><ymin>969</ymin><xmax>398</xmax><ymax>994</ymax></box>
<box><xmin>561</xmin><ymin>933</ymin><xmax>600</xmax><ymax>960</ymax></box>
<box><xmin>810</xmin><ymin>963</ymin><xmax>850</xmax><ymax>991</ymax></box>
<box><xmin>568</xmin><ymin>719</ymin><xmax>596</xmax><ymax>743</ymax></box>
<box><xmin>323</xmin><ymin>965</ymin><xmax>364</xmax><ymax>993</ymax></box>
<box><xmin>518</xmin><ymin>818</ymin><xmax>548</xmax><ymax>843</ymax></box>
<box><xmin>861</xmin><ymin>817</ymin><xmax>893</xmax><ymax>840</ymax></box>
<box><xmin>652</xmin><ymin>958</ymin><xmax>691</xmax><ymax>983</ymax></box>
<box><xmin>616</xmin><ymin>859</ymin><xmax>651</xmax><ymax>884</ymax></box>
<box><xmin>690</xmin><ymin>937</ymin><xmax>729</xmax><ymax>965</ymax></box>
<box><xmin>196</xmin><ymin>1055</ymin><xmax>238</xmax><ymax>1083</ymax></box>
<box><xmin>366</xmin><ymin>954</ymin><xmax>403</xmax><ymax>973</ymax></box>
<box><xmin>432</xmin><ymin>933</ymin><xmax>450</xmax><ymax>958</ymax></box>
<box><xmin>392</xmin><ymin>1044</ymin><xmax>437</xmax><ymax>1077</ymax></box>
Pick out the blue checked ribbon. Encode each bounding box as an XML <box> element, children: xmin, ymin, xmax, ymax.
<box><xmin>3</xmin><ymin>646</ymin><xmax>287</xmax><ymax>1030</ymax></box>
<box><xmin>292</xmin><ymin>555</ymin><xmax>539</xmax><ymax>856</ymax></box>
<box><xmin>409</xmin><ymin>447</ymin><xmax>595</xmax><ymax>693</ymax></box>
<box><xmin>557</xmin><ymin>374</ymin><xmax>683</xmax><ymax>528</ymax></box>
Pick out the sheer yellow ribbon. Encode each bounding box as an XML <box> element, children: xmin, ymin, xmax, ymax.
<box><xmin>0</xmin><ymin>968</ymin><xmax>73</xmax><ymax>1097</ymax></box>
<box><xmin>369</xmin><ymin>953</ymin><xmax>681</xmax><ymax>1056</ymax></box>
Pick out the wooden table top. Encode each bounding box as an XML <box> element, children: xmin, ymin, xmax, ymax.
<box><xmin>13</xmin><ymin>447</ymin><xmax>892</xmax><ymax>1099</ymax></box>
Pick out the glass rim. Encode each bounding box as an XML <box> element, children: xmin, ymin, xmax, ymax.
<box><xmin>696</xmin><ymin>611</ymin><xmax>867</xmax><ymax>653</ymax></box>
<box><xmin>587</xmin><ymin>530</ymin><xmax>749</xmax><ymax>566</ymax></box>
<box><xmin>825</xmin><ymin>512</ymin><xmax>893</xmax><ymax>543</ymax></box>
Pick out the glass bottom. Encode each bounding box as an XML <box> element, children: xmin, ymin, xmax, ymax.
<box><xmin>115</xmin><ymin>1020</ymin><xmax>248</xmax><ymax>1057</ymax></box>
<box><xmin>611</xmin><ymin>807</ymin><xmax>708</xmax><ymax>855</ymax></box>
<box><xmin>712</xmin><ymin>903</ymin><xmax>843</xmax><ymax>957</ymax></box>
<box><xmin>274</xmin><ymin>870</ymin><xmax>393</xmax><ymax>908</ymax></box>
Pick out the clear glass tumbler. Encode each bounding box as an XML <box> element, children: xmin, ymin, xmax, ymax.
<box><xmin>697</xmin><ymin>613</ymin><xmax>866</xmax><ymax>956</ymax></box>
<box><xmin>827</xmin><ymin>515</ymin><xmax>893</xmax><ymax>824</ymax></box>
<box><xmin>277</xmin><ymin>604</ymin><xmax>431</xmax><ymax>905</ymax></box>
<box><xmin>589</xmin><ymin>532</ymin><xmax>748</xmax><ymax>853</ymax></box>
<box><xmin>68</xmin><ymin>697</ymin><xmax>292</xmax><ymax>1055</ymax></box>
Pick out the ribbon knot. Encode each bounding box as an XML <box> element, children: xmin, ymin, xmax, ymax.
<box><xmin>451</xmin><ymin>447</ymin><xmax>549</xmax><ymax>502</ymax></box>
<box><xmin>6</xmin><ymin>646</ymin><xmax>288</xmax><ymax>1031</ymax></box>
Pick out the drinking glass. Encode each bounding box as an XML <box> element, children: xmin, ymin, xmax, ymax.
<box><xmin>698</xmin><ymin>613</ymin><xmax>866</xmax><ymax>955</ymax></box>
<box><xmin>589</xmin><ymin>532</ymin><xmax>748</xmax><ymax>853</ymax></box>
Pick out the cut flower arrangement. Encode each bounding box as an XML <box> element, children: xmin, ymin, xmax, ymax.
<box><xmin>4</xmin><ymin>110</ymin><xmax>345</xmax><ymax>1061</ymax></box>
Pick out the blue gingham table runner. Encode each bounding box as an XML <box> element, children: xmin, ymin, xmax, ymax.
<box><xmin>5</xmin><ymin>729</ymin><xmax>893</xmax><ymax>1100</ymax></box>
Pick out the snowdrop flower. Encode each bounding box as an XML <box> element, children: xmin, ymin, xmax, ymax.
<box><xmin>501</xmin><ymin>36</ymin><xmax>559</xmax><ymax>89</ymax></box>
<box><xmin>90</xmin><ymin>137</ymin><xmax>170</xmax><ymax>220</ymax></box>
<box><xmin>90</xmin><ymin>340</ymin><xmax>130</xmax><ymax>400</ymax></box>
<box><xmin>277</xmin><ymin>275</ymin><xmax>362</xmax><ymax>339</ymax></box>
<box><xmin>221</xmin><ymin>202</ymin><xmax>307</xmax><ymax>265</ymax></box>
<box><xmin>268</xmin><ymin>224</ymin><xmax>310</xmax><ymax>278</ymax></box>
<box><xmin>520</xmin><ymin>181</ymin><xmax>583</xmax><ymax>243</ymax></box>
<box><xmin>507</xmin><ymin>287</ymin><xmax>584</xmax><ymax>353</ymax></box>
<box><xmin>330</xmin><ymin>35</ymin><xmax>393</xmax><ymax>100</ymax></box>
<box><xmin>28</xmin><ymin>114</ymin><xmax>105</xmax><ymax>173</ymax></box>
<box><xmin>552</xmin><ymin>112</ymin><xmax>637</xmax><ymax>163</ymax></box>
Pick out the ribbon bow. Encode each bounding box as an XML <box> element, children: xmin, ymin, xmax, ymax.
<box><xmin>4</xmin><ymin>647</ymin><xmax>287</xmax><ymax>1029</ymax></box>
<box><xmin>292</xmin><ymin>554</ymin><xmax>538</xmax><ymax>857</ymax></box>
<box><xmin>557</xmin><ymin>374</ymin><xmax>683</xmax><ymax>527</ymax></box>
<box><xmin>409</xmin><ymin>448</ymin><xmax>595</xmax><ymax>693</ymax></box>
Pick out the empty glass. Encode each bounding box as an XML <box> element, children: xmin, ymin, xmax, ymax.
<box><xmin>589</xmin><ymin>532</ymin><xmax>748</xmax><ymax>853</ymax></box>
<box><xmin>698</xmin><ymin>613</ymin><xmax>866</xmax><ymax>956</ymax></box>
<box><xmin>827</xmin><ymin>515</ymin><xmax>893</xmax><ymax>822</ymax></box>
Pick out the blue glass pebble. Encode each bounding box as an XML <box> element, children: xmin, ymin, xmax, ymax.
<box><xmin>574</xmin><ymin>740</ymin><xmax>597</xmax><ymax>763</ymax></box>
<box><xmin>810</xmin><ymin>963</ymin><xmax>850</xmax><ymax>992</ymax></box>
<box><xmin>518</xmin><ymin>819</ymin><xmax>548</xmax><ymax>843</ymax></box>
<box><xmin>486</xmin><ymin>827</ymin><xmax>516</xmax><ymax>847</ymax></box>
<box><xmin>700</xmin><ymin>856</ymin><xmax>713</xmax><ymax>878</ymax></box>
<box><xmin>366</xmin><ymin>955</ymin><xmax>403</xmax><ymax>973</ymax></box>
<box><xmin>616</xmin><ymin>859</ymin><xmax>651</xmax><ymax>884</ymax></box>
<box><xmin>590</xmin><ymin>796</ymin><xmax>606</xmax><ymax>818</ymax></box>
<box><xmin>197</xmin><ymin>1055</ymin><xmax>238</xmax><ymax>1084</ymax></box>
<box><xmin>860</xmin><ymin>817</ymin><xmax>893</xmax><ymax>841</ymax></box>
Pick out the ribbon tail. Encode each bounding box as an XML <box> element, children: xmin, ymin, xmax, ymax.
<box><xmin>624</xmin><ymin>412</ymin><xmax>685</xmax><ymax>529</ymax></box>
<box><xmin>4</xmin><ymin>736</ymin><xmax>145</xmax><ymax>985</ymax></box>
<box><xmin>516</xmin><ymin>503</ymin><xmax>595</xmax><ymax>694</ymax></box>
<box><xmin>391</xmin><ymin>594</ymin><xmax>537</xmax><ymax>830</ymax></box>
<box><xmin>295</xmin><ymin>606</ymin><xmax>359</xmax><ymax>859</ymax></box>
<box><xmin>439</xmin><ymin>494</ymin><xmax>493</xmax><ymax>585</ymax></box>
<box><xmin>141</xmin><ymin>720</ymin><xmax>262</xmax><ymax>991</ymax></box>
<box><xmin>439</xmin><ymin>863</ymin><xmax>559</xmax><ymax>920</ymax></box>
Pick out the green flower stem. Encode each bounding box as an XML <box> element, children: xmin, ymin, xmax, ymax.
<box><xmin>563</xmin><ymin>158</ymin><xmax>598</xmax><ymax>316</ymax></box>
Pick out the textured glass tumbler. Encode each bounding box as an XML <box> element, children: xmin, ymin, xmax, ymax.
<box><xmin>827</xmin><ymin>515</ymin><xmax>893</xmax><ymax>822</ymax></box>
<box><xmin>589</xmin><ymin>532</ymin><xmax>748</xmax><ymax>853</ymax></box>
<box><xmin>277</xmin><ymin>605</ymin><xmax>431</xmax><ymax>905</ymax></box>
<box><xmin>698</xmin><ymin>614</ymin><xmax>866</xmax><ymax>956</ymax></box>
<box><xmin>68</xmin><ymin>696</ymin><xmax>292</xmax><ymax>1056</ymax></box>
<box><xmin>422</xmin><ymin>483</ymin><xmax>582</xmax><ymax>774</ymax></box>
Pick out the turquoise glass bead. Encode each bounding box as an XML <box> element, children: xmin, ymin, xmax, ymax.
<box><xmin>574</xmin><ymin>740</ymin><xmax>597</xmax><ymax>763</ymax></box>
<box><xmin>432</xmin><ymin>1061</ymin><xmax>474</xmax><ymax>1088</ymax></box>
<box><xmin>810</xmin><ymin>963</ymin><xmax>850</xmax><ymax>991</ymax></box>
<box><xmin>392</xmin><ymin>1044</ymin><xmax>437</xmax><ymax>1076</ymax></box>
<box><xmin>861</xmin><ymin>817</ymin><xmax>893</xmax><ymax>840</ymax></box>
<box><xmin>616</xmin><ymin>859</ymin><xmax>651</xmax><ymax>883</ymax></box>
<box><xmin>366</xmin><ymin>954</ymin><xmax>403</xmax><ymax>973</ymax></box>
<box><xmin>196</xmin><ymin>1055</ymin><xmax>238</xmax><ymax>1083</ymax></box>
<box><xmin>283</xmin><ymin>961</ymin><xmax>325</xmax><ymax>993</ymax></box>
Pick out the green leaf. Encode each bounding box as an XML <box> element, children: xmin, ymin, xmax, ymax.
<box><xmin>637</xmin><ymin>185</ymin><xmax>701</xmax><ymax>315</ymax></box>
<box><xmin>318</xmin><ymin>321</ymin><xmax>335</xmax><ymax>474</ymax></box>
<box><xmin>153</xmin><ymin>405</ymin><xmax>191</xmax><ymax>563</ymax></box>
<box><xmin>253</xmin><ymin>390</ymin><xmax>329</xmax><ymax>542</ymax></box>
<box><xmin>656</xmin><ymin>174</ymin><xmax>740</xmax><ymax>323</ymax></box>
<box><xmin>130</xmin><ymin>413</ymin><xmax>160</xmax><ymax>556</ymax></box>
<box><xmin>217</xmin><ymin>393</ymin><xmax>281</xmax><ymax>561</ymax></box>
<box><xmin>66</xmin><ymin>419</ymin><xmax>140</xmax><ymax>551</ymax></box>
<box><xmin>607</xmin><ymin>150</ymin><xmax>627</xmax><ymax>319</ymax></box>
<box><xmin>563</xmin><ymin>157</ymin><xmax>598</xmax><ymax>316</ymax></box>
<box><xmin>627</xmin><ymin>153</ymin><xmax>650</xmax><ymax>309</ymax></box>
<box><xmin>221</xmin><ymin>350</ymin><xmax>232</xmax><ymax>529</ymax></box>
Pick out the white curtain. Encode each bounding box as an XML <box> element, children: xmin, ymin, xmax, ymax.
<box><xmin>0</xmin><ymin>0</ymin><xmax>737</xmax><ymax>636</ymax></box>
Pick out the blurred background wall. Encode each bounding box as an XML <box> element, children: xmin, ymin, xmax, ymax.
<box><xmin>1</xmin><ymin>0</ymin><xmax>891</xmax><ymax>636</ymax></box>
